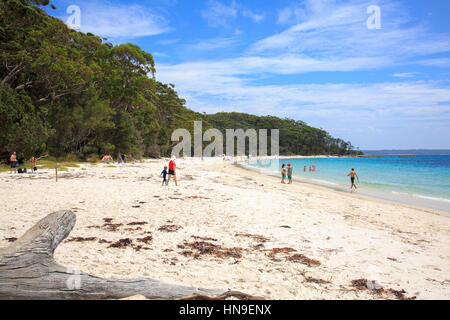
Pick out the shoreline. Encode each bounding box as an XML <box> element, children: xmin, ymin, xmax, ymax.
<box><xmin>236</xmin><ymin>162</ymin><xmax>450</xmax><ymax>218</ymax></box>
<box><xmin>240</xmin><ymin>158</ymin><xmax>450</xmax><ymax>214</ymax></box>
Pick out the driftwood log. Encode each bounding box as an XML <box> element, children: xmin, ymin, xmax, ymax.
<box><xmin>0</xmin><ymin>210</ymin><xmax>261</xmax><ymax>300</ymax></box>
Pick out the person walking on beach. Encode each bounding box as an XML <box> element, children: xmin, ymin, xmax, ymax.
<box><xmin>281</xmin><ymin>164</ymin><xmax>286</xmax><ymax>184</ymax></box>
<box><xmin>166</xmin><ymin>156</ymin><xmax>178</xmax><ymax>186</ymax></box>
<box><xmin>161</xmin><ymin>166</ymin><xmax>168</xmax><ymax>186</ymax></box>
<box><xmin>347</xmin><ymin>168</ymin><xmax>359</xmax><ymax>192</ymax></box>
<box><xmin>10</xmin><ymin>152</ymin><xmax>17</xmax><ymax>174</ymax></box>
<box><xmin>304</xmin><ymin>166</ymin><xmax>306</xmax><ymax>172</ymax></box>
<box><xmin>287</xmin><ymin>163</ymin><xmax>293</xmax><ymax>184</ymax></box>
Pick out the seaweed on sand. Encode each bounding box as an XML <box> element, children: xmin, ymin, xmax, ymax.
<box><xmin>127</xmin><ymin>222</ymin><xmax>148</xmax><ymax>226</ymax></box>
<box><xmin>263</xmin><ymin>247</ymin><xmax>297</xmax><ymax>262</ymax></box>
<box><xmin>262</xmin><ymin>247</ymin><xmax>320</xmax><ymax>267</ymax></box>
<box><xmin>137</xmin><ymin>235</ymin><xmax>153</xmax><ymax>245</ymax></box>
<box><xmin>264</xmin><ymin>247</ymin><xmax>297</xmax><ymax>255</ymax></box>
<box><xmin>287</xmin><ymin>254</ymin><xmax>321</xmax><ymax>267</ymax></box>
<box><xmin>177</xmin><ymin>240</ymin><xmax>243</xmax><ymax>260</ymax></box>
<box><xmin>235</xmin><ymin>233</ymin><xmax>270</xmax><ymax>243</ymax></box>
<box><xmin>191</xmin><ymin>236</ymin><xmax>218</xmax><ymax>241</ymax></box>
<box><xmin>67</xmin><ymin>237</ymin><xmax>97</xmax><ymax>242</ymax></box>
<box><xmin>304</xmin><ymin>276</ymin><xmax>331</xmax><ymax>284</ymax></box>
<box><xmin>108</xmin><ymin>238</ymin><xmax>133</xmax><ymax>249</ymax></box>
<box><xmin>158</xmin><ymin>225</ymin><xmax>183</xmax><ymax>232</ymax></box>
<box><xmin>103</xmin><ymin>223</ymin><xmax>123</xmax><ymax>232</ymax></box>
<box><xmin>351</xmin><ymin>279</ymin><xmax>416</xmax><ymax>300</ymax></box>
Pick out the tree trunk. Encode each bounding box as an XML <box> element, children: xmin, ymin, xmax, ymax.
<box><xmin>0</xmin><ymin>210</ymin><xmax>225</xmax><ymax>300</ymax></box>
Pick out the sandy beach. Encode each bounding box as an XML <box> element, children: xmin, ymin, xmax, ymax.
<box><xmin>0</xmin><ymin>158</ymin><xmax>449</xmax><ymax>300</ymax></box>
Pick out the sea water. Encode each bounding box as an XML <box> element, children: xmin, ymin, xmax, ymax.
<box><xmin>246</xmin><ymin>154</ymin><xmax>450</xmax><ymax>212</ymax></box>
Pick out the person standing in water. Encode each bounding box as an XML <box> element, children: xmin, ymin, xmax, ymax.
<box><xmin>347</xmin><ymin>168</ymin><xmax>359</xmax><ymax>192</ymax></box>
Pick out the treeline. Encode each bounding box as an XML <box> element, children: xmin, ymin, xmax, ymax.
<box><xmin>206</xmin><ymin>113</ymin><xmax>361</xmax><ymax>156</ymax></box>
<box><xmin>0</xmin><ymin>0</ymin><xmax>361</xmax><ymax>162</ymax></box>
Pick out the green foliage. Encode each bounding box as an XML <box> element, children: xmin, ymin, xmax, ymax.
<box><xmin>0</xmin><ymin>0</ymin><xmax>361</xmax><ymax>162</ymax></box>
<box><xmin>0</xmin><ymin>85</ymin><xmax>50</xmax><ymax>158</ymax></box>
<box><xmin>205</xmin><ymin>113</ymin><xmax>362</xmax><ymax>156</ymax></box>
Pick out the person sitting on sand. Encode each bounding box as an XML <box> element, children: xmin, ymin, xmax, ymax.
<box><xmin>347</xmin><ymin>168</ymin><xmax>359</xmax><ymax>192</ymax></box>
<box><xmin>281</xmin><ymin>164</ymin><xmax>286</xmax><ymax>184</ymax></box>
<box><xmin>101</xmin><ymin>155</ymin><xmax>113</xmax><ymax>163</ymax></box>
<box><xmin>161</xmin><ymin>166</ymin><xmax>168</xmax><ymax>186</ymax></box>
<box><xmin>287</xmin><ymin>163</ymin><xmax>293</xmax><ymax>184</ymax></box>
<box><xmin>166</xmin><ymin>156</ymin><xmax>178</xmax><ymax>186</ymax></box>
<box><xmin>10</xmin><ymin>152</ymin><xmax>17</xmax><ymax>174</ymax></box>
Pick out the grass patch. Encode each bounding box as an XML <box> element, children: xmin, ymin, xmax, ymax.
<box><xmin>35</xmin><ymin>160</ymin><xmax>76</xmax><ymax>172</ymax></box>
<box><xmin>61</xmin><ymin>162</ymin><xmax>80</xmax><ymax>168</ymax></box>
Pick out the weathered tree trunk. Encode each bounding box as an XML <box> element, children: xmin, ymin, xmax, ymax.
<box><xmin>0</xmin><ymin>210</ymin><xmax>227</xmax><ymax>300</ymax></box>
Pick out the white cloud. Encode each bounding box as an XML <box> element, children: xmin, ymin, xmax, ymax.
<box><xmin>252</xmin><ymin>0</ymin><xmax>450</xmax><ymax>64</ymax></box>
<box><xmin>413</xmin><ymin>58</ymin><xmax>450</xmax><ymax>67</ymax></box>
<box><xmin>65</xmin><ymin>1</ymin><xmax>171</xmax><ymax>39</ymax></box>
<box><xmin>202</xmin><ymin>0</ymin><xmax>237</xmax><ymax>28</ymax></box>
<box><xmin>393</xmin><ymin>72</ymin><xmax>418</xmax><ymax>78</ymax></box>
<box><xmin>157</xmin><ymin>55</ymin><xmax>390</xmax><ymax>83</ymax></box>
<box><xmin>184</xmin><ymin>37</ymin><xmax>239</xmax><ymax>51</ymax></box>
<box><xmin>277</xmin><ymin>5</ymin><xmax>307</xmax><ymax>25</ymax></box>
<box><xmin>152</xmin><ymin>52</ymin><xmax>170</xmax><ymax>58</ymax></box>
<box><xmin>242</xmin><ymin>10</ymin><xmax>265</xmax><ymax>23</ymax></box>
<box><xmin>157</xmin><ymin>58</ymin><xmax>450</xmax><ymax>120</ymax></box>
<box><xmin>156</xmin><ymin>57</ymin><xmax>450</xmax><ymax>148</ymax></box>
<box><xmin>201</xmin><ymin>1</ymin><xmax>266</xmax><ymax>27</ymax></box>
<box><xmin>154</xmin><ymin>0</ymin><xmax>450</xmax><ymax>148</ymax></box>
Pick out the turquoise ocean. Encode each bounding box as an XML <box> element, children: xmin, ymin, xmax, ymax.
<box><xmin>246</xmin><ymin>153</ymin><xmax>450</xmax><ymax>212</ymax></box>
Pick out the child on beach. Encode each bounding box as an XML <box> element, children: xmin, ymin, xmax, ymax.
<box><xmin>161</xmin><ymin>166</ymin><xmax>168</xmax><ymax>186</ymax></box>
<box><xmin>287</xmin><ymin>163</ymin><xmax>293</xmax><ymax>184</ymax></box>
<box><xmin>281</xmin><ymin>164</ymin><xmax>286</xmax><ymax>184</ymax></box>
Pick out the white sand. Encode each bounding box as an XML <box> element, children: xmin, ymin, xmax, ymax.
<box><xmin>1</xmin><ymin>158</ymin><xmax>449</xmax><ymax>300</ymax></box>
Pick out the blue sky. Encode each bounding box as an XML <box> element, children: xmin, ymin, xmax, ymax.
<box><xmin>46</xmin><ymin>0</ymin><xmax>450</xmax><ymax>150</ymax></box>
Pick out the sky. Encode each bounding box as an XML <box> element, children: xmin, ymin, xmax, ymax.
<box><xmin>45</xmin><ymin>0</ymin><xmax>450</xmax><ymax>150</ymax></box>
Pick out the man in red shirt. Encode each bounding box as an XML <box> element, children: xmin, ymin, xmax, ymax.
<box><xmin>166</xmin><ymin>156</ymin><xmax>178</xmax><ymax>186</ymax></box>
